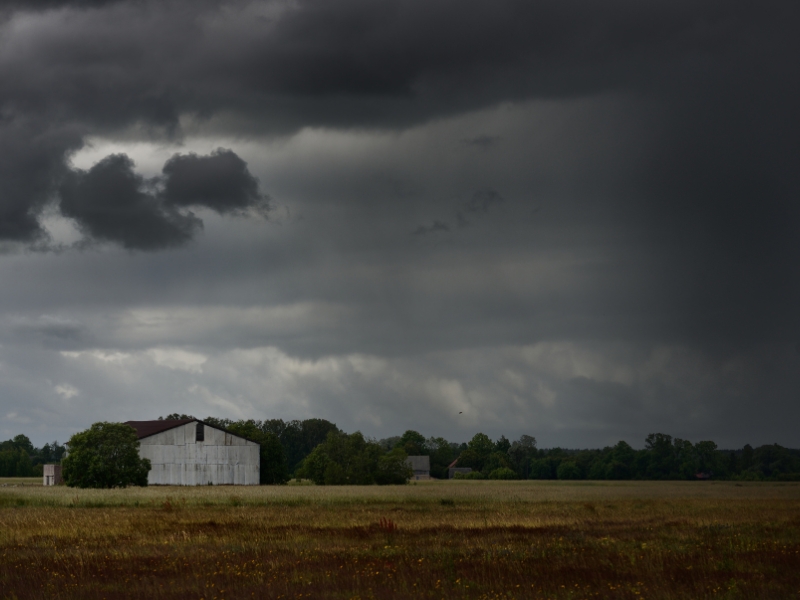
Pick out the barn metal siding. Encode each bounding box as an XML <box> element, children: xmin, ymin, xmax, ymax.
<box><xmin>137</xmin><ymin>422</ymin><xmax>260</xmax><ymax>485</ymax></box>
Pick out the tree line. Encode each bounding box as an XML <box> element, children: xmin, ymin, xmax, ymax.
<box><xmin>5</xmin><ymin>417</ymin><xmax>800</xmax><ymax>485</ymax></box>
<box><xmin>182</xmin><ymin>417</ymin><xmax>800</xmax><ymax>483</ymax></box>
<box><xmin>518</xmin><ymin>434</ymin><xmax>800</xmax><ymax>482</ymax></box>
<box><xmin>382</xmin><ymin>431</ymin><xmax>800</xmax><ymax>482</ymax></box>
<box><xmin>0</xmin><ymin>435</ymin><xmax>66</xmax><ymax>477</ymax></box>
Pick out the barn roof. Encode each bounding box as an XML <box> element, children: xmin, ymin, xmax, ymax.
<box><xmin>406</xmin><ymin>455</ymin><xmax>430</xmax><ymax>471</ymax></box>
<box><xmin>125</xmin><ymin>419</ymin><xmax>195</xmax><ymax>439</ymax></box>
<box><xmin>124</xmin><ymin>419</ymin><xmax>260</xmax><ymax>446</ymax></box>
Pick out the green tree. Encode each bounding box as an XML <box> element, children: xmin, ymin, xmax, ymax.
<box><xmin>507</xmin><ymin>435</ymin><xmax>537</xmax><ymax>479</ymax></box>
<box><xmin>14</xmin><ymin>448</ymin><xmax>33</xmax><ymax>476</ymax></box>
<box><xmin>556</xmin><ymin>461</ymin><xmax>582</xmax><ymax>480</ymax></box>
<box><xmin>378</xmin><ymin>436</ymin><xmax>402</xmax><ymax>451</ymax></box>
<box><xmin>203</xmin><ymin>417</ymin><xmax>339</xmax><ymax>475</ymax></box>
<box><xmin>12</xmin><ymin>434</ymin><xmax>34</xmax><ymax>455</ymax></box>
<box><xmin>425</xmin><ymin>436</ymin><xmax>455</xmax><ymax>479</ymax></box>
<box><xmin>694</xmin><ymin>440</ymin><xmax>719</xmax><ymax>474</ymax></box>
<box><xmin>467</xmin><ymin>433</ymin><xmax>495</xmax><ymax>466</ymax></box>
<box><xmin>611</xmin><ymin>441</ymin><xmax>635</xmax><ymax>467</ymax></box>
<box><xmin>376</xmin><ymin>448</ymin><xmax>413</xmax><ymax>485</ymax></box>
<box><xmin>529</xmin><ymin>458</ymin><xmax>555</xmax><ymax>479</ymax></box>
<box><xmin>37</xmin><ymin>441</ymin><xmax>66</xmax><ymax>465</ymax></box>
<box><xmin>748</xmin><ymin>444</ymin><xmax>800</xmax><ymax>480</ymax></box>
<box><xmin>644</xmin><ymin>433</ymin><xmax>677</xmax><ymax>479</ymax></box>
<box><xmin>62</xmin><ymin>422</ymin><xmax>150</xmax><ymax>488</ymax></box>
<box><xmin>454</xmin><ymin>448</ymin><xmax>483</xmax><ymax>471</ymax></box>
<box><xmin>277</xmin><ymin>418</ymin><xmax>340</xmax><ymax>473</ymax></box>
<box><xmin>740</xmin><ymin>444</ymin><xmax>754</xmax><ymax>471</ymax></box>
<box><xmin>494</xmin><ymin>435</ymin><xmax>511</xmax><ymax>454</ymax></box>
<box><xmin>297</xmin><ymin>431</ymin><xmax>410</xmax><ymax>485</ymax></box>
<box><xmin>482</xmin><ymin>451</ymin><xmax>512</xmax><ymax>475</ymax></box>
<box><xmin>259</xmin><ymin>433</ymin><xmax>291</xmax><ymax>484</ymax></box>
<box><xmin>0</xmin><ymin>447</ymin><xmax>33</xmax><ymax>476</ymax></box>
<box><xmin>0</xmin><ymin>450</ymin><xmax>14</xmax><ymax>476</ymax></box>
<box><xmin>224</xmin><ymin>420</ymin><xmax>290</xmax><ymax>485</ymax></box>
<box><xmin>399</xmin><ymin>430</ymin><xmax>427</xmax><ymax>456</ymax></box>
<box><xmin>605</xmin><ymin>460</ymin><xmax>631</xmax><ymax>480</ymax></box>
<box><xmin>673</xmin><ymin>438</ymin><xmax>697</xmax><ymax>479</ymax></box>
<box><xmin>0</xmin><ymin>434</ymin><xmax>58</xmax><ymax>474</ymax></box>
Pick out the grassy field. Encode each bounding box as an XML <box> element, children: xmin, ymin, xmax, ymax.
<box><xmin>1</xmin><ymin>479</ymin><xmax>799</xmax><ymax>599</ymax></box>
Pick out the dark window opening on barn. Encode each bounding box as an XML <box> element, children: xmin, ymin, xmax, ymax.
<box><xmin>196</xmin><ymin>423</ymin><xmax>204</xmax><ymax>442</ymax></box>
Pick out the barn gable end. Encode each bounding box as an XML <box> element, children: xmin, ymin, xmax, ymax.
<box><xmin>125</xmin><ymin>420</ymin><xmax>260</xmax><ymax>486</ymax></box>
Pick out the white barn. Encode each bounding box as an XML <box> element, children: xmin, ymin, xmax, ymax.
<box><xmin>125</xmin><ymin>419</ymin><xmax>260</xmax><ymax>486</ymax></box>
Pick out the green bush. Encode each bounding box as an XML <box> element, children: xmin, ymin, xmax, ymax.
<box><xmin>735</xmin><ymin>470</ymin><xmax>762</xmax><ymax>481</ymax></box>
<box><xmin>488</xmin><ymin>467</ymin><xmax>516</xmax><ymax>480</ymax></box>
<box><xmin>454</xmin><ymin>470</ymin><xmax>486</xmax><ymax>480</ymax></box>
<box><xmin>62</xmin><ymin>422</ymin><xmax>150</xmax><ymax>488</ymax></box>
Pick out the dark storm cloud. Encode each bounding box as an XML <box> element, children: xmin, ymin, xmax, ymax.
<box><xmin>59</xmin><ymin>154</ymin><xmax>201</xmax><ymax>250</ymax></box>
<box><xmin>0</xmin><ymin>0</ymin><xmax>120</xmax><ymax>6</ymax></box>
<box><xmin>57</xmin><ymin>149</ymin><xmax>268</xmax><ymax>249</ymax></box>
<box><xmin>1</xmin><ymin>0</ymin><xmax>796</xmax><ymax>132</ymax></box>
<box><xmin>0</xmin><ymin>119</ymin><xmax>82</xmax><ymax>242</ymax></box>
<box><xmin>161</xmin><ymin>149</ymin><xmax>269</xmax><ymax>215</ymax></box>
<box><xmin>0</xmin><ymin>0</ymin><xmax>797</xmax><ymax>248</ymax></box>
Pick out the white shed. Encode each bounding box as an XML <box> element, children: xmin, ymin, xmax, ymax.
<box><xmin>406</xmin><ymin>455</ymin><xmax>431</xmax><ymax>480</ymax></box>
<box><xmin>125</xmin><ymin>420</ymin><xmax>260</xmax><ymax>486</ymax></box>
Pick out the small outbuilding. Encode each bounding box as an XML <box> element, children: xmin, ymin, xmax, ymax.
<box><xmin>406</xmin><ymin>455</ymin><xmax>431</xmax><ymax>480</ymax></box>
<box><xmin>125</xmin><ymin>419</ymin><xmax>260</xmax><ymax>486</ymax></box>
<box><xmin>43</xmin><ymin>464</ymin><xmax>62</xmax><ymax>486</ymax></box>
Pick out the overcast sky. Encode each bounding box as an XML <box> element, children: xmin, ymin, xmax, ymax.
<box><xmin>0</xmin><ymin>0</ymin><xmax>798</xmax><ymax>449</ymax></box>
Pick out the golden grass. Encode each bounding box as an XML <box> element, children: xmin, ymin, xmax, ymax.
<box><xmin>2</xmin><ymin>480</ymin><xmax>799</xmax><ymax>599</ymax></box>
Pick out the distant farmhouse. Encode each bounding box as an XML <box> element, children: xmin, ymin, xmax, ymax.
<box><xmin>447</xmin><ymin>458</ymin><xmax>472</xmax><ymax>479</ymax></box>
<box><xmin>406</xmin><ymin>455</ymin><xmax>431</xmax><ymax>480</ymax></box>
<box><xmin>125</xmin><ymin>419</ymin><xmax>260</xmax><ymax>486</ymax></box>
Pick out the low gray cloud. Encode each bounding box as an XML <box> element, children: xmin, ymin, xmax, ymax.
<box><xmin>461</xmin><ymin>135</ymin><xmax>500</xmax><ymax>151</ymax></box>
<box><xmin>457</xmin><ymin>189</ymin><xmax>504</xmax><ymax>226</ymax></box>
<box><xmin>413</xmin><ymin>190</ymin><xmax>505</xmax><ymax>234</ymax></box>
<box><xmin>9</xmin><ymin>315</ymin><xmax>90</xmax><ymax>351</ymax></box>
<box><xmin>412</xmin><ymin>221</ymin><xmax>450</xmax><ymax>236</ymax></box>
